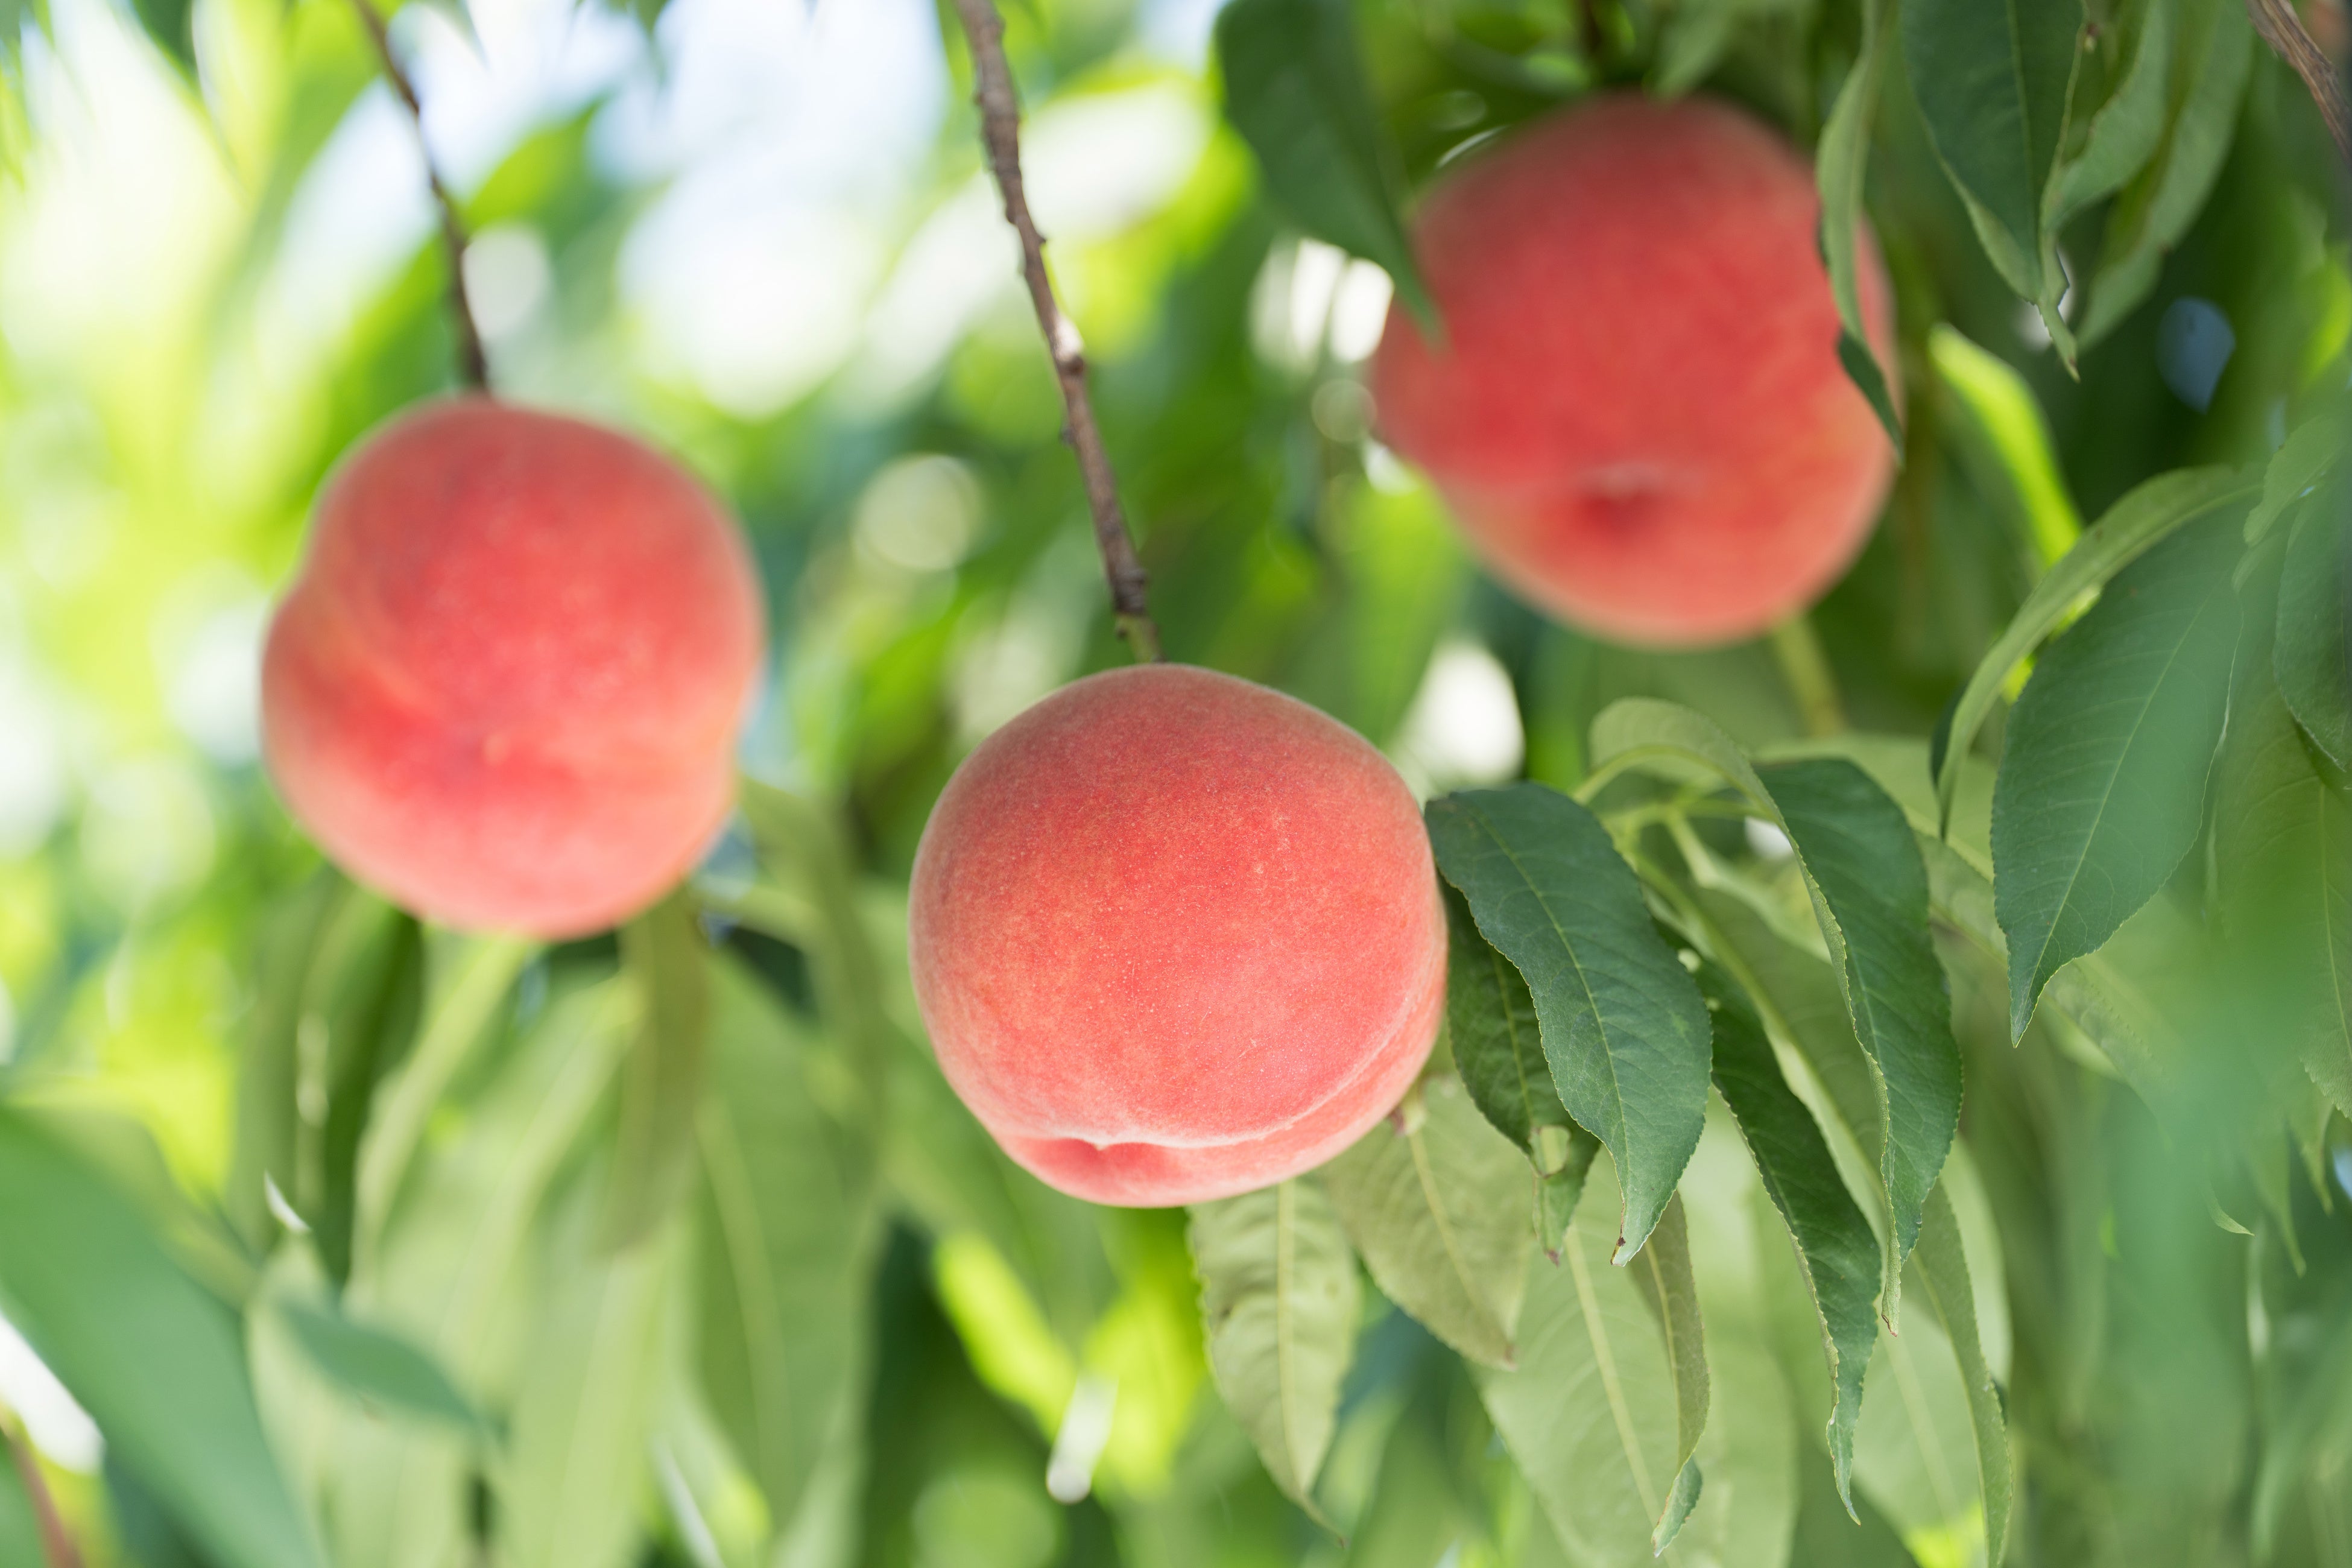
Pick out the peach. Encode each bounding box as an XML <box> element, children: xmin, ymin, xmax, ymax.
<box><xmin>908</xmin><ymin>665</ymin><xmax>1444</xmax><ymax>1206</ymax></box>
<box><xmin>1370</xmin><ymin>93</ymin><xmax>1897</xmax><ymax>647</ymax></box>
<box><xmin>261</xmin><ymin>396</ymin><xmax>765</xmax><ymax>937</ymax></box>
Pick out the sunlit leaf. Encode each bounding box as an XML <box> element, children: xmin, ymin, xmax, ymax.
<box><xmin>1993</xmin><ymin>514</ymin><xmax>2243</xmax><ymax>1038</ymax></box>
<box><xmin>1320</xmin><ymin>1073</ymin><xmax>1529</xmax><ymax>1367</ymax></box>
<box><xmin>1187</xmin><ymin>1180</ymin><xmax>1358</xmax><ymax>1516</ymax></box>
<box><xmin>0</xmin><ymin>1108</ymin><xmax>321</xmax><ymax>1568</ymax></box>
<box><xmin>1427</xmin><ymin>784</ymin><xmax>1712</xmax><ymax>1262</ymax></box>
<box><xmin>1930</xmin><ymin>325</ymin><xmax>2081</xmax><ymax>568</ymax></box>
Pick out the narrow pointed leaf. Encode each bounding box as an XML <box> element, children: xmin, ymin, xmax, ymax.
<box><xmin>1935</xmin><ymin>465</ymin><xmax>2254</xmax><ymax>829</ymax></box>
<box><xmin>1625</xmin><ymin>1194</ymin><xmax>1707</xmax><ymax>1552</ymax></box>
<box><xmin>2276</xmin><ymin>485</ymin><xmax>2351</xmax><ymax>771</ymax></box>
<box><xmin>305</xmin><ymin>891</ymin><xmax>425</xmax><ymax>1289</ymax></box>
<box><xmin>1319</xmin><ymin>1073</ymin><xmax>1530</xmax><ymax>1367</ymax></box>
<box><xmin>1188</xmin><ymin>1180</ymin><xmax>1359</xmax><ymax>1514</ymax></box>
<box><xmin>604</xmin><ymin>891</ymin><xmax>713</xmax><ymax>1249</ymax></box>
<box><xmin>1214</xmin><ymin>0</ymin><xmax>1432</xmax><ymax>320</ymax></box>
<box><xmin>277</xmin><ymin>1299</ymin><xmax>490</xmax><ymax>1437</ymax></box>
<box><xmin>2214</xmin><ymin>684</ymin><xmax>2352</xmax><ymax>1118</ymax></box>
<box><xmin>1815</xmin><ymin>0</ymin><xmax>1901</xmax><ymax>443</ymax></box>
<box><xmin>1909</xmin><ymin>1187</ymin><xmax>2012</xmax><ymax>1566</ymax></box>
<box><xmin>1702</xmin><ymin>967</ymin><xmax>1879</xmax><ymax>1513</ymax></box>
<box><xmin>501</xmin><ymin>1188</ymin><xmax>676</xmax><ymax>1568</ymax></box>
<box><xmin>1427</xmin><ymin>785</ymin><xmax>1712</xmax><ymax>1262</ymax></box>
<box><xmin>2080</xmin><ymin>0</ymin><xmax>2252</xmax><ymax>346</ymax></box>
<box><xmin>1760</xmin><ymin>757</ymin><xmax>1962</xmax><ymax>1294</ymax></box>
<box><xmin>0</xmin><ymin>1110</ymin><xmax>323</xmax><ymax>1568</ymax></box>
<box><xmin>1901</xmin><ymin>0</ymin><xmax>2084</xmax><ymax>341</ymax></box>
<box><xmin>1993</xmin><ymin>513</ymin><xmax>2243</xmax><ymax>1038</ymax></box>
<box><xmin>696</xmin><ymin>957</ymin><xmax>875</xmax><ymax>1530</ymax></box>
<box><xmin>1443</xmin><ymin>879</ymin><xmax>1576</xmax><ymax>1164</ymax></box>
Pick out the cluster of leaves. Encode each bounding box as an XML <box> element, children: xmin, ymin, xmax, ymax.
<box><xmin>0</xmin><ymin>0</ymin><xmax>2344</xmax><ymax>1566</ymax></box>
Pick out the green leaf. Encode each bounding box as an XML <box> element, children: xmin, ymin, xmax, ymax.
<box><xmin>129</xmin><ymin>0</ymin><xmax>195</xmax><ymax>75</ymax></box>
<box><xmin>2276</xmin><ymin>483</ymin><xmax>2350</xmax><ymax>771</ymax></box>
<box><xmin>1900</xmin><ymin>0</ymin><xmax>2084</xmax><ymax>347</ymax></box>
<box><xmin>1930</xmin><ymin>324</ymin><xmax>2081</xmax><ymax>569</ymax></box>
<box><xmin>1319</xmin><ymin>1073</ymin><xmax>1531</xmax><ymax>1367</ymax></box>
<box><xmin>1815</xmin><ymin>0</ymin><xmax>1902</xmax><ymax>443</ymax></box>
<box><xmin>306</xmin><ymin>894</ymin><xmax>425</xmax><ymax>1290</ymax></box>
<box><xmin>1537</xmin><ymin>1137</ymin><xmax>1602</xmax><ymax>1265</ymax></box>
<box><xmin>499</xmin><ymin>1182</ymin><xmax>677</xmax><ymax>1568</ymax></box>
<box><xmin>2213</xmin><ymin>683</ymin><xmax>2352</xmax><ymax>1118</ymax></box>
<box><xmin>1441</xmin><ymin>879</ymin><xmax>1576</xmax><ymax>1165</ymax></box>
<box><xmin>1481</xmin><ymin>1153</ymin><xmax>1797</xmax><ymax>1566</ymax></box>
<box><xmin>0</xmin><ymin>1108</ymin><xmax>322</xmax><ymax>1568</ymax></box>
<box><xmin>2079</xmin><ymin>0</ymin><xmax>2253</xmax><ymax>347</ymax></box>
<box><xmin>1624</xmin><ymin>1194</ymin><xmax>1707</xmax><ymax>1553</ymax></box>
<box><xmin>1759</xmin><ymin>757</ymin><xmax>1963</xmax><ymax>1300</ymax></box>
<box><xmin>276</xmin><ymin>1298</ymin><xmax>490</xmax><ymax>1437</ymax></box>
<box><xmin>1583</xmin><ymin>704</ymin><xmax>1955</xmax><ymax>1298</ymax></box>
<box><xmin>2035</xmin><ymin>0</ymin><xmax>2173</xmax><ymax>347</ymax></box>
<box><xmin>1908</xmin><ymin>1186</ymin><xmax>2012</xmax><ymax>1566</ymax></box>
<box><xmin>0</xmin><ymin>1448</ymin><xmax>43</xmax><ymax>1568</ymax></box>
<box><xmin>1702</xmin><ymin>966</ymin><xmax>1880</xmax><ymax>1515</ymax></box>
<box><xmin>1993</xmin><ymin>513</ymin><xmax>2243</xmax><ymax>1038</ymax></box>
<box><xmin>1933</xmin><ymin>464</ymin><xmax>2256</xmax><ymax>830</ymax></box>
<box><xmin>2041</xmin><ymin>0</ymin><xmax>2173</xmax><ymax>230</ymax></box>
<box><xmin>353</xmin><ymin>934</ymin><xmax>535</xmax><ymax>1270</ymax></box>
<box><xmin>1213</xmin><ymin>0</ymin><xmax>1433</xmax><ymax>322</ymax></box>
<box><xmin>1426</xmin><ymin>785</ymin><xmax>1712</xmax><ymax>1262</ymax></box>
<box><xmin>1187</xmin><ymin>1180</ymin><xmax>1359</xmax><ymax>1515</ymax></box>
<box><xmin>696</xmin><ymin>955</ymin><xmax>876</xmax><ymax>1533</ymax></box>
<box><xmin>603</xmin><ymin>891</ymin><xmax>712</xmax><ymax>1250</ymax></box>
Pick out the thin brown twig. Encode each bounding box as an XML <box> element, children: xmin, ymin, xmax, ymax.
<box><xmin>2248</xmin><ymin>0</ymin><xmax>2351</xmax><ymax>165</ymax></box>
<box><xmin>347</xmin><ymin>0</ymin><xmax>492</xmax><ymax>391</ymax></box>
<box><xmin>0</xmin><ymin>1408</ymin><xmax>81</xmax><ymax>1568</ymax></box>
<box><xmin>944</xmin><ymin>0</ymin><xmax>1161</xmax><ymax>663</ymax></box>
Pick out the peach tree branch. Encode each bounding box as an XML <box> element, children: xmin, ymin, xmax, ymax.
<box><xmin>348</xmin><ymin>0</ymin><xmax>491</xmax><ymax>390</ymax></box>
<box><xmin>2248</xmin><ymin>0</ymin><xmax>2350</xmax><ymax>165</ymax></box>
<box><xmin>944</xmin><ymin>0</ymin><xmax>1162</xmax><ymax>662</ymax></box>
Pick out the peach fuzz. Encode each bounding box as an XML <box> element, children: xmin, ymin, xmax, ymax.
<box><xmin>1370</xmin><ymin>93</ymin><xmax>1897</xmax><ymax>647</ymax></box>
<box><xmin>261</xmin><ymin>396</ymin><xmax>765</xmax><ymax>938</ymax></box>
<box><xmin>908</xmin><ymin>664</ymin><xmax>1445</xmax><ymax>1207</ymax></box>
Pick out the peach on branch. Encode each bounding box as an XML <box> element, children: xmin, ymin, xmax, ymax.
<box><xmin>1370</xmin><ymin>93</ymin><xmax>1897</xmax><ymax>647</ymax></box>
<box><xmin>261</xmin><ymin>397</ymin><xmax>765</xmax><ymax>938</ymax></box>
<box><xmin>908</xmin><ymin>664</ymin><xmax>1444</xmax><ymax>1207</ymax></box>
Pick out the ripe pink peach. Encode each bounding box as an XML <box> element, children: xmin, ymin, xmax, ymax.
<box><xmin>1370</xmin><ymin>93</ymin><xmax>1897</xmax><ymax>647</ymax></box>
<box><xmin>908</xmin><ymin>665</ymin><xmax>1444</xmax><ymax>1206</ymax></box>
<box><xmin>261</xmin><ymin>397</ymin><xmax>765</xmax><ymax>937</ymax></box>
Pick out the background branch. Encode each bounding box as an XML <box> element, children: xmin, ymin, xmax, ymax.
<box><xmin>0</xmin><ymin>1408</ymin><xmax>81</xmax><ymax>1568</ymax></box>
<box><xmin>2248</xmin><ymin>0</ymin><xmax>2350</xmax><ymax>165</ymax></box>
<box><xmin>348</xmin><ymin>0</ymin><xmax>491</xmax><ymax>391</ymax></box>
<box><xmin>945</xmin><ymin>0</ymin><xmax>1162</xmax><ymax>662</ymax></box>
